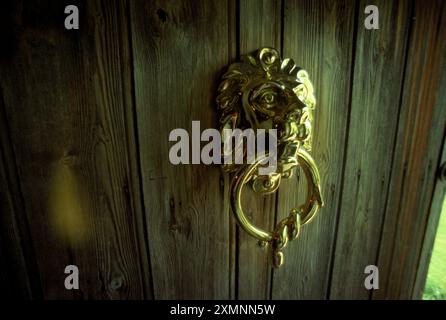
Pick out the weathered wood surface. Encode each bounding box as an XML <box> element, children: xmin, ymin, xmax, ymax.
<box><xmin>237</xmin><ymin>0</ymin><xmax>282</xmax><ymax>300</ymax></box>
<box><xmin>374</xmin><ymin>0</ymin><xmax>446</xmax><ymax>300</ymax></box>
<box><xmin>0</xmin><ymin>0</ymin><xmax>151</xmax><ymax>299</ymax></box>
<box><xmin>0</xmin><ymin>0</ymin><xmax>445</xmax><ymax>300</ymax></box>
<box><xmin>0</xmin><ymin>88</ymin><xmax>40</xmax><ymax>299</ymax></box>
<box><xmin>129</xmin><ymin>0</ymin><xmax>233</xmax><ymax>299</ymax></box>
<box><xmin>413</xmin><ymin>134</ymin><xmax>446</xmax><ymax>299</ymax></box>
<box><xmin>272</xmin><ymin>0</ymin><xmax>356</xmax><ymax>299</ymax></box>
<box><xmin>329</xmin><ymin>0</ymin><xmax>412</xmax><ymax>299</ymax></box>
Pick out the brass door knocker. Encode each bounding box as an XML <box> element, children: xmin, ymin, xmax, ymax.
<box><xmin>216</xmin><ymin>47</ymin><xmax>323</xmax><ymax>267</ymax></box>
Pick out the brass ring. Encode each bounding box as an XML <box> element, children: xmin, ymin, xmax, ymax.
<box><xmin>230</xmin><ymin>149</ymin><xmax>323</xmax><ymax>263</ymax></box>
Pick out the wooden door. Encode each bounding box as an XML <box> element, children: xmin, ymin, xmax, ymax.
<box><xmin>1</xmin><ymin>0</ymin><xmax>445</xmax><ymax>300</ymax></box>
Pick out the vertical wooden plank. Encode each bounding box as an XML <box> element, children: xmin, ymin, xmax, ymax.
<box><xmin>374</xmin><ymin>0</ymin><xmax>446</xmax><ymax>299</ymax></box>
<box><xmin>329</xmin><ymin>0</ymin><xmax>412</xmax><ymax>299</ymax></box>
<box><xmin>413</xmin><ymin>136</ymin><xmax>446</xmax><ymax>299</ymax></box>
<box><xmin>272</xmin><ymin>0</ymin><xmax>356</xmax><ymax>299</ymax></box>
<box><xmin>0</xmin><ymin>157</ymin><xmax>33</xmax><ymax>299</ymax></box>
<box><xmin>130</xmin><ymin>0</ymin><xmax>233</xmax><ymax>299</ymax></box>
<box><xmin>0</xmin><ymin>0</ymin><xmax>151</xmax><ymax>299</ymax></box>
<box><xmin>239</xmin><ymin>0</ymin><xmax>281</xmax><ymax>53</ymax></box>
<box><xmin>237</xmin><ymin>0</ymin><xmax>282</xmax><ymax>300</ymax></box>
<box><xmin>0</xmin><ymin>89</ymin><xmax>39</xmax><ymax>299</ymax></box>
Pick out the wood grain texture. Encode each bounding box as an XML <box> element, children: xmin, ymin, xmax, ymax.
<box><xmin>0</xmin><ymin>0</ymin><xmax>150</xmax><ymax>299</ymax></box>
<box><xmin>0</xmin><ymin>88</ymin><xmax>40</xmax><ymax>299</ymax></box>
<box><xmin>0</xmin><ymin>154</ymin><xmax>32</xmax><ymax>299</ymax></box>
<box><xmin>237</xmin><ymin>0</ymin><xmax>282</xmax><ymax>300</ymax></box>
<box><xmin>0</xmin><ymin>0</ymin><xmax>444</xmax><ymax>300</ymax></box>
<box><xmin>413</xmin><ymin>136</ymin><xmax>446</xmax><ymax>299</ymax></box>
<box><xmin>271</xmin><ymin>0</ymin><xmax>356</xmax><ymax>299</ymax></box>
<box><xmin>329</xmin><ymin>0</ymin><xmax>412</xmax><ymax>299</ymax></box>
<box><xmin>374</xmin><ymin>0</ymin><xmax>446</xmax><ymax>299</ymax></box>
<box><xmin>129</xmin><ymin>0</ymin><xmax>233</xmax><ymax>299</ymax></box>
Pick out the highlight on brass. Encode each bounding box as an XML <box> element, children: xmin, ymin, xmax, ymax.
<box><xmin>216</xmin><ymin>47</ymin><xmax>323</xmax><ymax>267</ymax></box>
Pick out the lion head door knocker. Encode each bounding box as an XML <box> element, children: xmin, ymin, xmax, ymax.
<box><xmin>216</xmin><ymin>47</ymin><xmax>323</xmax><ymax>267</ymax></box>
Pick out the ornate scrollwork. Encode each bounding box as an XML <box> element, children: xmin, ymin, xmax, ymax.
<box><xmin>216</xmin><ymin>47</ymin><xmax>323</xmax><ymax>267</ymax></box>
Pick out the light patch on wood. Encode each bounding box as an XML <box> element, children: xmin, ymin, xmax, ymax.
<box><xmin>48</xmin><ymin>160</ymin><xmax>89</xmax><ymax>245</ymax></box>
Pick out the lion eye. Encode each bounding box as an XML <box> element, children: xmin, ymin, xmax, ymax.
<box><xmin>260</xmin><ymin>92</ymin><xmax>277</xmax><ymax>107</ymax></box>
<box><xmin>263</xmin><ymin>93</ymin><xmax>274</xmax><ymax>103</ymax></box>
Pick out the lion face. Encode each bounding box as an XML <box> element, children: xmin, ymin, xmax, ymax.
<box><xmin>216</xmin><ymin>47</ymin><xmax>316</xmax><ymax>193</ymax></box>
